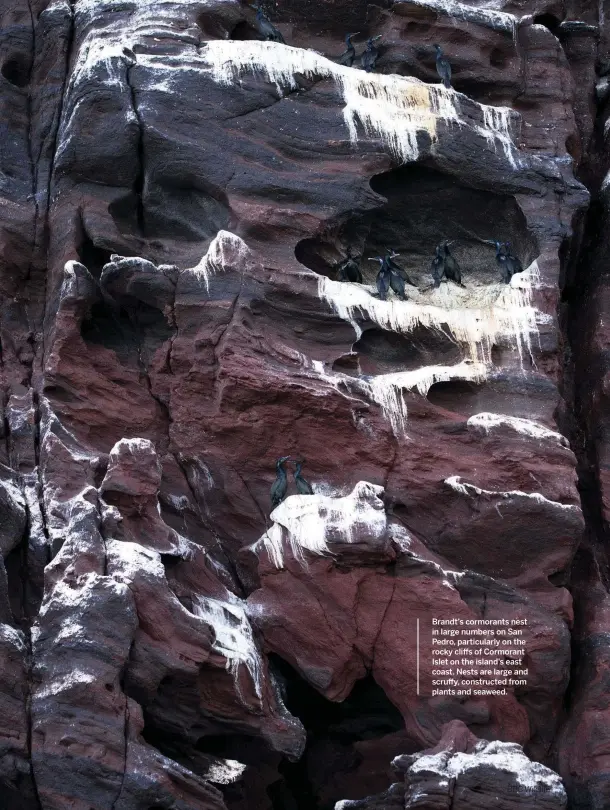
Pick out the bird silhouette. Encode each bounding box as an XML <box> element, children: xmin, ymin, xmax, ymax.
<box><xmin>336</xmin><ymin>33</ymin><xmax>360</xmax><ymax>67</ymax></box>
<box><xmin>337</xmin><ymin>249</ymin><xmax>363</xmax><ymax>283</ymax></box>
<box><xmin>434</xmin><ymin>44</ymin><xmax>452</xmax><ymax>89</ymax></box>
<box><xmin>251</xmin><ymin>4</ymin><xmax>285</xmax><ymax>43</ymax></box>
<box><xmin>442</xmin><ymin>242</ymin><xmax>464</xmax><ymax>286</ymax></box>
<box><xmin>293</xmin><ymin>460</ymin><xmax>314</xmax><ymax>495</ymax></box>
<box><xmin>361</xmin><ymin>36</ymin><xmax>382</xmax><ymax>72</ymax></box>
<box><xmin>270</xmin><ymin>456</ymin><xmax>291</xmax><ymax>509</ymax></box>
<box><xmin>370</xmin><ymin>257</ymin><xmax>391</xmax><ymax>299</ymax></box>
<box><xmin>431</xmin><ymin>244</ymin><xmax>445</xmax><ymax>287</ymax></box>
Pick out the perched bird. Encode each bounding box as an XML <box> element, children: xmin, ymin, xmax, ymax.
<box><xmin>494</xmin><ymin>241</ymin><xmax>511</xmax><ymax>284</ymax></box>
<box><xmin>251</xmin><ymin>4</ymin><xmax>285</xmax><ymax>43</ymax></box>
<box><xmin>361</xmin><ymin>36</ymin><xmax>382</xmax><ymax>73</ymax></box>
<box><xmin>434</xmin><ymin>44</ymin><xmax>452</xmax><ymax>89</ymax></box>
<box><xmin>337</xmin><ymin>248</ymin><xmax>363</xmax><ymax>283</ymax></box>
<box><xmin>495</xmin><ymin>241</ymin><xmax>523</xmax><ymax>283</ymax></box>
<box><xmin>293</xmin><ymin>460</ymin><xmax>314</xmax><ymax>495</ymax></box>
<box><xmin>370</xmin><ymin>257</ymin><xmax>391</xmax><ymax>300</ymax></box>
<box><xmin>442</xmin><ymin>241</ymin><xmax>464</xmax><ymax>286</ymax></box>
<box><xmin>336</xmin><ymin>33</ymin><xmax>360</xmax><ymax>67</ymax></box>
<box><xmin>431</xmin><ymin>244</ymin><xmax>445</xmax><ymax>287</ymax></box>
<box><xmin>504</xmin><ymin>242</ymin><xmax>524</xmax><ymax>278</ymax></box>
<box><xmin>270</xmin><ymin>456</ymin><xmax>291</xmax><ymax>509</ymax></box>
<box><xmin>386</xmin><ymin>250</ymin><xmax>418</xmax><ymax>288</ymax></box>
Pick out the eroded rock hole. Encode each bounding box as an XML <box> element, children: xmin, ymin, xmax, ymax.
<box><xmin>230</xmin><ymin>21</ymin><xmax>262</xmax><ymax>41</ymax></box>
<box><xmin>81</xmin><ymin>293</ymin><xmax>173</xmax><ymax>370</ymax></box>
<box><xmin>2</xmin><ymin>56</ymin><xmax>30</xmax><ymax>87</ymax></box>
<box><xmin>80</xmin><ymin>301</ymin><xmax>141</xmax><ymax>364</ymax></box>
<box><xmin>427</xmin><ymin>378</ymin><xmax>487</xmax><ymax>414</ymax></box>
<box><xmin>427</xmin><ymin>371</ymin><xmax>557</xmax><ymax>422</ymax></box>
<box><xmin>266</xmin><ymin>655</ymin><xmax>405</xmax><ymax>810</ymax></box>
<box><xmin>77</xmin><ymin>235</ymin><xmax>112</xmax><ymax>280</ymax></box>
<box><xmin>296</xmin><ymin>165</ymin><xmax>537</xmax><ymax>289</ymax></box>
<box><xmin>533</xmin><ymin>13</ymin><xmax>563</xmax><ymax>36</ymax></box>
<box><xmin>354</xmin><ymin>327</ymin><xmax>462</xmax><ymax>376</ymax></box>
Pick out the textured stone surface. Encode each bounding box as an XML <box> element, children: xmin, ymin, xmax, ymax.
<box><xmin>0</xmin><ymin>0</ymin><xmax>609</xmax><ymax>807</ymax></box>
<box><xmin>336</xmin><ymin>719</ymin><xmax>568</xmax><ymax>810</ymax></box>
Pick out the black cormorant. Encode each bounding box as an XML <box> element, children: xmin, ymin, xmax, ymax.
<box><xmin>431</xmin><ymin>244</ymin><xmax>444</xmax><ymax>287</ymax></box>
<box><xmin>495</xmin><ymin>241</ymin><xmax>524</xmax><ymax>283</ymax></box>
<box><xmin>336</xmin><ymin>33</ymin><xmax>360</xmax><ymax>67</ymax></box>
<box><xmin>251</xmin><ymin>4</ymin><xmax>285</xmax><ymax>43</ymax></box>
<box><xmin>338</xmin><ymin>248</ymin><xmax>363</xmax><ymax>283</ymax></box>
<box><xmin>371</xmin><ymin>257</ymin><xmax>391</xmax><ymax>300</ymax></box>
<box><xmin>495</xmin><ymin>242</ymin><xmax>511</xmax><ymax>284</ymax></box>
<box><xmin>442</xmin><ymin>242</ymin><xmax>464</xmax><ymax>286</ymax></box>
<box><xmin>293</xmin><ymin>460</ymin><xmax>314</xmax><ymax>495</ymax></box>
<box><xmin>386</xmin><ymin>250</ymin><xmax>418</xmax><ymax>288</ymax></box>
<box><xmin>270</xmin><ymin>456</ymin><xmax>291</xmax><ymax>509</ymax></box>
<box><xmin>504</xmin><ymin>242</ymin><xmax>524</xmax><ymax>278</ymax></box>
<box><xmin>361</xmin><ymin>36</ymin><xmax>382</xmax><ymax>73</ymax></box>
<box><xmin>434</xmin><ymin>44</ymin><xmax>452</xmax><ymax>89</ymax></box>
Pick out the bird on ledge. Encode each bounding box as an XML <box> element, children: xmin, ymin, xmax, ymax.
<box><xmin>293</xmin><ymin>460</ymin><xmax>314</xmax><ymax>495</ymax></box>
<box><xmin>270</xmin><ymin>456</ymin><xmax>291</xmax><ymax>508</ymax></box>
<box><xmin>361</xmin><ymin>36</ymin><xmax>382</xmax><ymax>73</ymax></box>
<box><xmin>434</xmin><ymin>44</ymin><xmax>452</xmax><ymax>89</ymax></box>
<box><xmin>336</xmin><ymin>33</ymin><xmax>360</xmax><ymax>67</ymax></box>
<box><xmin>251</xmin><ymin>4</ymin><xmax>285</xmax><ymax>43</ymax></box>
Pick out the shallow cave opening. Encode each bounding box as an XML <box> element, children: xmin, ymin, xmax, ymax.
<box><xmin>230</xmin><ymin>21</ymin><xmax>263</xmax><ymax>41</ymax></box>
<box><xmin>80</xmin><ymin>292</ymin><xmax>174</xmax><ymax>370</ymax></box>
<box><xmin>1</xmin><ymin>55</ymin><xmax>30</xmax><ymax>88</ymax></box>
<box><xmin>353</xmin><ymin>325</ymin><xmax>462</xmax><ymax>376</ymax></box>
<box><xmin>295</xmin><ymin>164</ymin><xmax>538</xmax><ymax>290</ymax></box>
<box><xmin>426</xmin><ymin>378</ymin><xmax>488</xmax><ymax>413</ymax></box>
<box><xmin>266</xmin><ymin>655</ymin><xmax>405</xmax><ymax>810</ymax></box>
<box><xmin>80</xmin><ymin>301</ymin><xmax>141</xmax><ymax>364</ymax></box>
<box><xmin>76</xmin><ymin>234</ymin><xmax>113</xmax><ymax>279</ymax></box>
<box><xmin>533</xmin><ymin>13</ymin><xmax>563</xmax><ymax>36</ymax></box>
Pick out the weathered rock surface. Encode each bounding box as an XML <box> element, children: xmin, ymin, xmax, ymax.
<box><xmin>1</xmin><ymin>0</ymin><xmax>609</xmax><ymax>807</ymax></box>
<box><xmin>336</xmin><ymin>719</ymin><xmax>568</xmax><ymax>809</ymax></box>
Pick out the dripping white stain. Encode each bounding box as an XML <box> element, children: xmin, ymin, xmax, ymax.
<box><xmin>202</xmin><ymin>41</ymin><xmax>519</xmax><ymax>166</ymax></box>
<box><xmin>192</xmin><ymin>593</ymin><xmax>263</xmax><ymax>699</ymax></box>
<box><xmin>444</xmin><ymin>475</ymin><xmax>580</xmax><ymax>511</ymax></box>
<box><xmin>257</xmin><ymin>482</ymin><xmax>387</xmax><ymax>569</ymax></box>
<box><xmin>190</xmin><ymin>230</ymin><xmax>250</xmax><ymax>290</ymax></box>
<box><xmin>318</xmin><ymin>261</ymin><xmax>543</xmax><ymax>366</ymax></box>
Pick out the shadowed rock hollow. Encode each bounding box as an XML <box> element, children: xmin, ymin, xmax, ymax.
<box><xmin>1</xmin><ymin>0</ymin><xmax>610</xmax><ymax>808</ymax></box>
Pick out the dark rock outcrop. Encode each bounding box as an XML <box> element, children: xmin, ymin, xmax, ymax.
<box><xmin>0</xmin><ymin>0</ymin><xmax>609</xmax><ymax>807</ymax></box>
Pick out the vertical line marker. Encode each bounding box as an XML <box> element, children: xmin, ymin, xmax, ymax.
<box><xmin>417</xmin><ymin>618</ymin><xmax>420</xmax><ymax>696</ymax></box>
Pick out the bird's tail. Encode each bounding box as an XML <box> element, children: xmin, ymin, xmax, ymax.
<box><xmin>443</xmin><ymin>77</ymin><xmax>452</xmax><ymax>89</ymax></box>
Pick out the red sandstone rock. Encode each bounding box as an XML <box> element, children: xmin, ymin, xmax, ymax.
<box><xmin>0</xmin><ymin>0</ymin><xmax>606</xmax><ymax>807</ymax></box>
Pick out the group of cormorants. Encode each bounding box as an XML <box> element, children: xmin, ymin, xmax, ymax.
<box><xmin>248</xmin><ymin>5</ymin><xmax>454</xmax><ymax>87</ymax></box>
<box><xmin>336</xmin><ymin>240</ymin><xmax>524</xmax><ymax>298</ymax></box>
<box><xmin>336</xmin><ymin>33</ymin><xmax>383</xmax><ymax>73</ymax></box>
<box><xmin>270</xmin><ymin>457</ymin><xmax>314</xmax><ymax>509</ymax></box>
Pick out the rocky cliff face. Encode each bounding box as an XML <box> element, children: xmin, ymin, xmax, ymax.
<box><xmin>1</xmin><ymin>0</ymin><xmax>609</xmax><ymax>808</ymax></box>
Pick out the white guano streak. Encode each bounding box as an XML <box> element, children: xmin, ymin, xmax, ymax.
<box><xmin>444</xmin><ymin>475</ymin><xmax>579</xmax><ymax>511</ymax></box>
<box><xmin>363</xmin><ymin>361</ymin><xmax>487</xmax><ymax>435</ymax></box>
<box><xmin>192</xmin><ymin>593</ymin><xmax>263</xmax><ymax>699</ymax></box>
<box><xmin>261</xmin><ymin>482</ymin><xmax>387</xmax><ymax>569</ymax></box>
<box><xmin>202</xmin><ymin>40</ymin><xmax>514</xmax><ymax>165</ymax></box>
<box><xmin>189</xmin><ymin>229</ymin><xmax>250</xmax><ymax>290</ymax></box>
<box><xmin>319</xmin><ymin>261</ymin><xmax>542</xmax><ymax>366</ymax></box>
